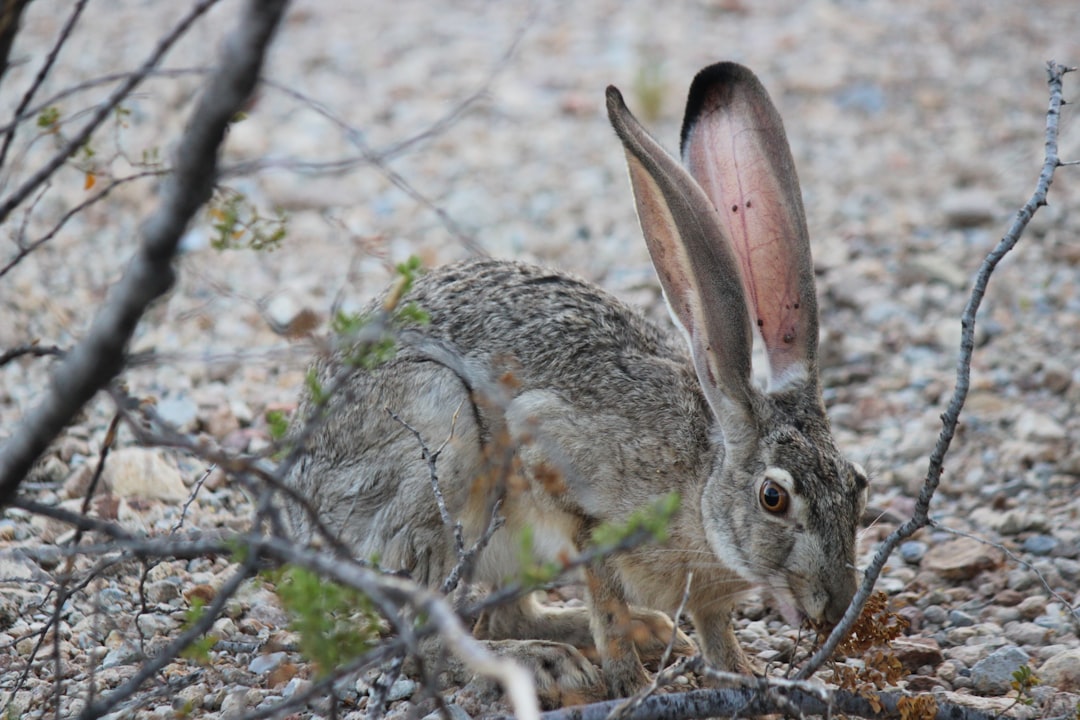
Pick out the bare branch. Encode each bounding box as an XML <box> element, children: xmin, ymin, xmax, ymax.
<box><xmin>0</xmin><ymin>0</ymin><xmax>31</xmax><ymax>87</ymax></box>
<box><xmin>796</xmin><ymin>60</ymin><xmax>1076</xmax><ymax>679</ymax></box>
<box><xmin>0</xmin><ymin>0</ymin><xmax>290</xmax><ymax>508</ymax></box>
<box><xmin>529</xmin><ymin>686</ymin><xmax>1002</xmax><ymax>720</ymax></box>
<box><xmin>0</xmin><ymin>0</ymin><xmax>89</xmax><ymax>175</ymax></box>
<box><xmin>0</xmin><ymin>0</ymin><xmax>223</xmax><ymax>225</ymax></box>
<box><xmin>0</xmin><ymin>168</ymin><xmax>167</xmax><ymax>280</ymax></box>
<box><xmin>23</xmin><ymin>520</ymin><xmax>542</xmax><ymax>720</ymax></box>
<box><xmin>0</xmin><ymin>343</ymin><xmax>65</xmax><ymax>367</ymax></box>
<box><xmin>0</xmin><ymin>67</ymin><xmax>210</xmax><ymax>138</ymax></box>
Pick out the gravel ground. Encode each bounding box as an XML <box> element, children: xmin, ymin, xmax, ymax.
<box><xmin>1</xmin><ymin>1</ymin><xmax>1079</xmax><ymax>718</ymax></box>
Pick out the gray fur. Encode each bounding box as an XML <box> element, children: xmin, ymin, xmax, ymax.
<box><xmin>285</xmin><ymin>62</ymin><xmax>866</xmax><ymax>706</ymax></box>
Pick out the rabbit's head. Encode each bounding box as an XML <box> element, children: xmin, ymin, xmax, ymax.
<box><xmin>608</xmin><ymin>63</ymin><xmax>867</xmax><ymax>629</ymax></box>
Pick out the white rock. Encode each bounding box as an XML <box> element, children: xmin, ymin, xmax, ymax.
<box><xmin>1039</xmin><ymin>649</ymin><xmax>1080</xmax><ymax>692</ymax></box>
<box><xmin>156</xmin><ymin>396</ymin><xmax>199</xmax><ymax>431</ymax></box>
<box><xmin>248</xmin><ymin>651</ymin><xmax>287</xmax><ymax>675</ymax></box>
<box><xmin>1014</xmin><ymin>410</ymin><xmax>1066</xmax><ymax>442</ymax></box>
<box><xmin>102</xmin><ymin>448</ymin><xmax>189</xmax><ymax>503</ymax></box>
<box><xmin>941</xmin><ymin>188</ymin><xmax>997</xmax><ymax>228</ymax></box>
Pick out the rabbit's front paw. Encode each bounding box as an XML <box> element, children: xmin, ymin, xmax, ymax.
<box><xmin>628</xmin><ymin>608</ymin><xmax>697</xmax><ymax>665</ymax></box>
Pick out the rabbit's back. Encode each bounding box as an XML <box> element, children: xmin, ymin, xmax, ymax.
<box><xmin>404</xmin><ymin>260</ymin><xmax>689</xmax><ymax>403</ymax></box>
<box><xmin>286</xmin><ymin>259</ymin><xmax>715</xmax><ymax>586</ymax></box>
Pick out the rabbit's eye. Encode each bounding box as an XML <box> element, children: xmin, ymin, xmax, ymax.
<box><xmin>759</xmin><ymin>480</ymin><xmax>789</xmax><ymax>514</ymax></box>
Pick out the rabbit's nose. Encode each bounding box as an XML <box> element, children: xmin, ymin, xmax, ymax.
<box><xmin>823</xmin><ymin>574</ymin><xmax>859</xmax><ymax>625</ymax></box>
<box><xmin>824</xmin><ymin>592</ymin><xmax>849</xmax><ymax>626</ymax></box>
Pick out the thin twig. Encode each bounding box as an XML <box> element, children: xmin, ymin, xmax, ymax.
<box><xmin>31</xmin><ymin>527</ymin><xmax>542</xmax><ymax>720</ymax></box>
<box><xmin>796</xmin><ymin>60</ymin><xmax>1076</xmax><ymax>680</ymax></box>
<box><xmin>0</xmin><ymin>0</ymin><xmax>32</xmax><ymax>87</ymax></box>
<box><xmin>529</xmin><ymin>686</ymin><xmax>1003</xmax><ymax>720</ymax></box>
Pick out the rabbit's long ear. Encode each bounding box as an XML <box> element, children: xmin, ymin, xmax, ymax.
<box><xmin>607</xmin><ymin>86</ymin><xmax>756</xmax><ymax>424</ymax></box>
<box><xmin>680</xmin><ymin>62</ymin><xmax>818</xmax><ymax>391</ymax></box>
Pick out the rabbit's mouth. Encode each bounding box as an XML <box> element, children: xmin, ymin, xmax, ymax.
<box><xmin>766</xmin><ymin>584</ymin><xmax>805</xmax><ymax>627</ymax></box>
<box><xmin>773</xmin><ymin>595</ymin><xmax>836</xmax><ymax>633</ymax></box>
<box><xmin>776</xmin><ymin>599</ymin><xmax>805</xmax><ymax>627</ymax></box>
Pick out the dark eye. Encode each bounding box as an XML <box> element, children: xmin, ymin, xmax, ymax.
<box><xmin>759</xmin><ymin>479</ymin><xmax>789</xmax><ymax>514</ymax></box>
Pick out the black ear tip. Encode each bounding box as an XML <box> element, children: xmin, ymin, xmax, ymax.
<box><xmin>605</xmin><ymin>85</ymin><xmax>629</xmax><ymax>126</ymax></box>
<box><xmin>680</xmin><ymin>62</ymin><xmax>761</xmax><ymax>152</ymax></box>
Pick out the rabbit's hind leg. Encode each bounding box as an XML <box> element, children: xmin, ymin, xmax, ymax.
<box><xmin>473</xmin><ymin>592</ymin><xmax>693</xmax><ymax>665</ymax></box>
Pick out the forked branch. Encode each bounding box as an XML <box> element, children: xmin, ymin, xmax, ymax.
<box><xmin>796</xmin><ymin>59</ymin><xmax>1076</xmax><ymax>679</ymax></box>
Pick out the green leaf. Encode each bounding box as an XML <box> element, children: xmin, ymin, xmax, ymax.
<box><xmin>266</xmin><ymin>409</ymin><xmax>289</xmax><ymax>441</ymax></box>
<box><xmin>305</xmin><ymin>368</ymin><xmax>329</xmax><ymax>406</ymax></box>
<box><xmin>268</xmin><ymin>565</ymin><xmax>380</xmax><ymax>675</ymax></box>
<box><xmin>591</xmin><ymin>492</ymin><xmax>680</xmax><ymax>547</ymax></box>
<box><xmin>36</xmin><ymin>106</ymin><xmax>60</xmax><ymax>130</ymax></box>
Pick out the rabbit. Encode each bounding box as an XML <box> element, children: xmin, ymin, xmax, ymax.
<box><xmin>285</xmin><ymin>61</ymin><xmax>868</xmax><ymax>708</ymax></box>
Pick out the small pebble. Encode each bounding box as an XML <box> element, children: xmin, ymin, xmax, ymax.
<box><xmin>899</xmin><ymin>540</ymin><xmax>927</xmax><ymax>564</ymax></box>
<box><xmin>1023</xmin><ymin>534</ymin><xmax>1058</xmax><ymax>556</ymax></box>
<box><xmin>923</xmin><ymin>605</ymin><xmax>947</xmax><ymax>625</ymax></box>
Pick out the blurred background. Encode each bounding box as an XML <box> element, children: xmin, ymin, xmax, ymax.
<box><xmin>1</xmin><ymin>0</ymin><xmax>1078</xmax><ymax>555</ymax></box>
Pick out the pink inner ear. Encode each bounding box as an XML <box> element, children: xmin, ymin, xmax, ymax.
<box><xmin>684</xmin><ymin>105</ymin><xmax>811</xmax><ymax>383</ymax></box>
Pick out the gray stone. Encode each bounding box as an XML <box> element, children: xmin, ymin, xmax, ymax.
<box><xmin>899</xmin><ymin>540</ymin><xmax>927</xmax><ymax>563</ymax></box>
<box><xmin>102</xmin><ymin>447</ymin><xmax>189</xmax><ymax>503</ymax></box>
<box><xmin>1040</xmin><ymin>692</ymin><xmax>1080</xmax><ymax>719</ymax></box>
<box><xmin>923</xmin><ymin>605</ymin><xmax>947</xmax><ymax>625</ymax></box>
<box><xmin>970</xmin><ymin>646</ymin><xmax>1031</xmax><ymax>695</ymax></box>
<box><xmin>248</xmin><ymin>651</ymin><xmax>287</xmax><ymax>675</ymax></box>
<box><xmin>1007</xmin><ymin>568</ymin><xmax>1037</xmax><ymax>591</ymax></box>
<box><xmin>1056</xmin><ymin>557</ymin><xmax>1080</xmax><ymax>581</ymax></box>
<box><xmin>101</xmin><ymin>644</ymin><xmax>140</xmax><ymax>668</ymax></box>
<box><xmin>156</xmin><ymin>396</ymin><xmax>199</xmax><ymax>431</ymax></box>
<box><xmin>892</xmin><ymin>637</ymin><xmax>943</xmax><ymax>671</ymax></box>
<box><xmin>220</xmin><ymin>688</ymin><xmax>251</xmax><ymax>719</ymax></box>
<box><xmin>145</xmin><ymin>578</ymin><xmax>182</xmax><ymax>604</ymax></box>
<box><xmin>903</xmin><ymin>252</ymin><xmax>968</xmax><ymax>289</ymax></box>
<box><xmin>948</xmin><ymin>609</ymin><xmax>976</xmax><ymax>627</ymax></box>
<box><xmin>386</xmin><ymin>678</ymin><xmax>418</xmax><ymax>702</ymax></box>
<box><xmin>1004</xmin><ymin>621</ymin><xmax>1051</xmax><ymax>646</ymax></box>
<box><xmin>1017</xmin><ymin>595</ymin><xmax>1047</xmax><ymax>620</ymax></box>
<box><xmin>970</xmin><ymin>507</ymin><xmax>1051</xmax><ymax>535</ymax></box>
<box><xmin>283</xmin><ymin>678</ymin><xmax>312</xmax><ymax>699</ymax></box>
<box><xmin>1022</xmin><ymin>534</ymin><xmax>1058</xmax><ymax>556</ymax></box>
<box><xmin>423</xmin><ymin>705</ymin><xmax>472</xmax><ymax>720</ymax></box>
<box><xmin>923</xmin><ymin>536</ymin><xmax>1003</xmax><ymax>580</ymax></box>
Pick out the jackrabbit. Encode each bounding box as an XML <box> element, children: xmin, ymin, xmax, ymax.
<box><xmin>286</xmin><ymin>62</ymin><xmax>867</xmax><ymax>707</ymax></box>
